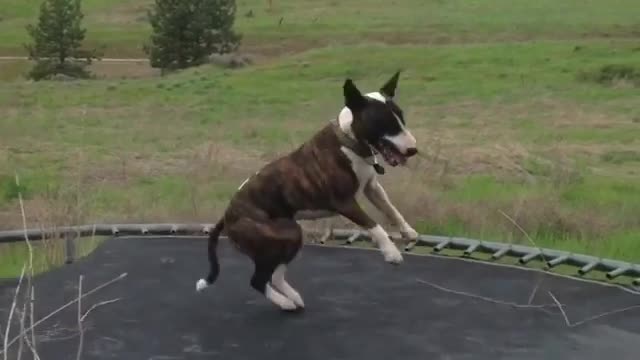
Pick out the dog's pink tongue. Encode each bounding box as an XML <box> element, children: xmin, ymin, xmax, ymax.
<box><xmin>382</xmin><ymin>148</ymin><xmax>397</xmax><ymax>166</ymax></box>
<box><xmin>397</xmin><ymin>153</ymin><xmax>407</xmax><ymax>165</ymax></box>
<box><xmin>392</xmin><ymin>151</ymin><xmax>406</xmax><ymax>166</ymax></box>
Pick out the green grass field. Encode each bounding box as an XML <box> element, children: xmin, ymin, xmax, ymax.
<box><xmin>2</xmin><ymin>0</ymin><xmax>639</xmax><ymax>56</ymax></box>
<box><xmin>1</xmin><ymin>0</ymin><xmax>639</xmax><ymax>277</ymax></box>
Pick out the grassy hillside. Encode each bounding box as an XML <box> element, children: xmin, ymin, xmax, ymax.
<box><xmin>0</xmin><ymin>0</ymin><xmax>639</xmax><ymax>276</ymax></box>
<box><xmin>1</xmin><ymin>0</ymin><xmax>639</xmax><ymax>56</ymax></box>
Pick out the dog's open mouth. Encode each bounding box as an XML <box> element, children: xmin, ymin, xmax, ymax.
<box><xmin>373</xmin><ymin>138</ymin><xmax>407</xmax><ymax>167</ymax></box>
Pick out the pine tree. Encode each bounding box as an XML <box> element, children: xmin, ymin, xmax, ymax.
<box><xmin>144</xmin><ymin>0</ymin><xmax>241</xmax><ymax>71</ymax></box>
<box><xmin>25</xmin><ymin>0</ymin><xmax>100</xmax><ymax>80</ymax></box>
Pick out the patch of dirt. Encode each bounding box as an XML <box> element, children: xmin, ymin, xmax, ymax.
<box><xmin>88</xmin><ymin>1</ymin><xmax>152</xmax><ymax>25</ymax></box>
<box><xmin>90</xmin><ymin>61</ymin><xmax>160</xmax><ymax>79</ymax></box>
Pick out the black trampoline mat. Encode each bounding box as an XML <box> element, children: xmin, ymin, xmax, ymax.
<box><xmin>1</xmin><ymin>236</ymin><xmax>639</xmax><ymax>360</ymax></box>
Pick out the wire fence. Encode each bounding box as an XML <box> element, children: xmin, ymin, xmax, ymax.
<box><xmin>1</xmin><ymin>223</ymin><xmax>639</xmax><ymax>284</ymax></box>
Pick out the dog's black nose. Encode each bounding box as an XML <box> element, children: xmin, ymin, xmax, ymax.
<box><xmin>405</xmin><ymin>148</ymin><xmax>418</xmax><ymax>157</ymax></box>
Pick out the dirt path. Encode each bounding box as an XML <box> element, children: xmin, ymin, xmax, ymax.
<box><xmin>0</xmin><ymin>56</ymin><xmax>148</xmax><ymax>62</ymax></box>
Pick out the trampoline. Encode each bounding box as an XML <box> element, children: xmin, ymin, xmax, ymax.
<box><xmin>1</xmin><ymin>234</ymin><xmax>639</xmax><ymax>359</ymax></box>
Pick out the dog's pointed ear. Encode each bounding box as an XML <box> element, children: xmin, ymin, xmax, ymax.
<box><xmin>380</xmin><ymin>70</ymin><xmax>401</xmax><ymax>99</ymax></box>
<box><xmin>343</xmin><ymin>78</ymin><xmax>367</xmax><ymax>112</ymax></box>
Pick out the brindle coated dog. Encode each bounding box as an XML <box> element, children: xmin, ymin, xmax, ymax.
<box><xmin>196</xmin><ymin>72</ymin><xmax>419</xmax><ymax>311</ymax></box>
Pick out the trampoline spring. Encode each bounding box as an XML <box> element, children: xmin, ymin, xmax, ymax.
<box><xmin>519</xmin><ymin>251</ymin><xmax>541</xmax><ymax>265</ymax></box>
<box><xmin>606</xmin><ymin>267</ymin><xmax>631</xmax><ymax>280</ymax></box>
<box><xmin>578</xmin><ymin>260</ymin><xmax>599</xmax><ymax>275</ymax></box>
<box><xmin>546</xmin><ymin>255</ymin><xmax>569</xmax><ymax>268</ymax></box>
<box><xmin>433</xmin><ymin>239</ymin><xmax>451</xmax><ymax>253</ymax></box>
<box><xmin>463</xmin><ymin>242</ymin><xmax>481</xmax><ymax>257</ymax></box>
<box><xmin>346</xmin><ymin>232</ymin><xmax>361</xmax><ymax>245</ymax></box>
<box><xmin>491</xmin><ymin>246</ymin><xmax>510</xmax><ymax>260</ymax></box>
<box><xmin>319</xmin><ymin>229</ymin><xmax>332</xmax><ymax>244</ymax></box>
<box><xmin>64</xmin><ymin>233</ymin><xmax>76</xmax><ymax>264</ymax></box>
<box><xmin>404</xmin><ymin>241</ymin><xmax>417</xmax><ymax>252</ymax></box>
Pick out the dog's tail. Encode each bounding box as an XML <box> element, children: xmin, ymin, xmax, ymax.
<box><xmin>196</xmin><ymin>218</ymin><xmax>225</xmax><ymax>292</ymax></box>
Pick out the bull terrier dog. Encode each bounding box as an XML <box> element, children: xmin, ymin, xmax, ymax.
<box><xmin>196</xmin><ymin>71</ymin><xmax>419</xmax><ymax>311</ymax></box>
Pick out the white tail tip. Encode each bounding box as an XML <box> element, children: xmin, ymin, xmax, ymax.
<box><xmin>196</xmin><ymin>278</ymin><xmax>209</xmax><ymax>292</ymax></box>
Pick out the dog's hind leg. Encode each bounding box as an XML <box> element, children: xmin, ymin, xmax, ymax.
<box><xmin>271</xmin><ymin>264</ymin><xmax>305</xmax><ymax>308</ymax></box>
<box><xmin>251</xmin><ymin>261</ymin><xmax>298</xmax><ymax>311</ymax></box>
<box><xmin>227</xmin><ymin>217</ymin><xmax>304</xmax><ymax>311</ymax></box>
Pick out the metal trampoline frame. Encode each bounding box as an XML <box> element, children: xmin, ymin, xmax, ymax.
<box><xmin>1</xmin><ymin>223</ymin><xmax>639</xmax><ymax>285</ymax></box>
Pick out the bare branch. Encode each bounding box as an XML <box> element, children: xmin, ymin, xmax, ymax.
<box><xmin>527</xmin><ymin>276</ymin><xmax>543</xmax><ymax>305</ymax></box>
<box><xmin>548</xmin><ymin>291</ymin><xmax>640</xmax><ymax>328</ymax></box>
<box><xmin>17</xmin><ymin>173</ymin><xmax>41</xmax><ymax>359</ymax></box>
<box><xmin>23</xmin><ymin>337</ymin><xmax>40</xmax><ymax>360</ymax></box>
<box><xmin>80</xmin><ymin>298</ymin><xmax>122</xmax><ymax>323</ymax></box>
<box><xmin>548</xmin><ymin>291</ymin><xmax>575</xmax><ymax>326</ymax></box>
<box><xmin>0</xmin><ymin>272</ymin><xmax>128</xmax><ymax>354</ymax></box>
<box><xmin>416</xmin><ymin>278</ymin><xmax>560</xmax><ymax>309</ymax></box>
<box><xmin>569</xmin><ymin>304</ymin><xmax>640</xmax><ymax>327</ymax></box>
<box><xmin>498</xmin><ymin>208</ymin><xmax>551</xmax><ymax>311</ymax></box>
<box><xmin>17</xmin><ymin>304</ymin><xmax>26</xmax><ymax>360</ymax></box>
<box><xmin>4</xmin><ymin>264</ymin><xmax>26</xmax><ymax>360</ymax></box>
<box><xmin>498</xmin><ymin>209</ymin><xmax>548</xmax><ymax>264</ymax></box>
<box><xmin>76</xmin><ymin>275</ymin><xmax>84</xmax><ymax>360</ymax></box>
<box><xmin>29</xmin><ymin>286</ymin><xmax>36</xmax><ymax>357</ymax></box>
<box><xmin>16</xmin><ymin>174</ymin><xmax>34</xmax><ymax>271</ymax></box>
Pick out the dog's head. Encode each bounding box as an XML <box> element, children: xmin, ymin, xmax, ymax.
<box><xmin>338</xmin><ymin>71</ymin><xmax>417</xmax><ymax>167</ymax></box>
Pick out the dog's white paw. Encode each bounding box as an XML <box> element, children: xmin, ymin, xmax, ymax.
<box><xmin>382</xmin><ymin>245</ymin><xmax>404</xmax><ymax>265</ymax></box>
<box><xmin>266</xmin><ymin>285</ymin><xmax>298</xmax><ymax>311</ymax></box>
<box><xmin>196</xmin><ymin>279</ymin><xmax>209</xmax><ymax>292</ymax></box>
<box><xmin>287</xmin><ymin>290</ymin><xmax>305</xmax><ymax>308</ymax></box>
<box><xmin>400</xmin><ymin>226</ymin><xmax>419</xmax><ymax>241</ymax></box>
<box><xmin>279</xmin><ymin>298</ymin><xmax>299</xmax><ymax>311</ymax></box>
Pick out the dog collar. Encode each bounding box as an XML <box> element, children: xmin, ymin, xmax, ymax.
<box><xmin>329</xmin><ymin>118</ymin><xmax>385</xmax><ymax>175</ymax></box>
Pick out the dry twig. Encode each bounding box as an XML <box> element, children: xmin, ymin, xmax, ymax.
<box><xmin>527</xmin><ymin>275</ymin><xmax>544</xmax><ymax>305</ymax></box>
<box><xmin>548</xmin><ymin>291</ymin><xmax>640</xmax><ymax>328</ymax></box>
<box><xmin>80</xmin><ymin>298</ymin><xmax>122</xmax><ymax>323</ymax></box>
<box><xmin>0</xmin><ymin>272</ymin><xmax>128</xmax><ymax>355</ymax></box>
<box><xmin>76</xmin><ymin>275</ymin><xmax>84</xmax><ymax>360</ymax></box>
<box><xmin>23</xmin><ymin>337</ymin><xmax>40</xmax><ymax>360</ymax></box>
<box><xmin>499</xmin><ymin>208</ymin><xmax>551</xmax><ymax>308</ymax></box>
<box><xmin>16</xmin><ymin>173</ymin><xmax>39</xmax><ymax>359</ymax></box>
<box><xmin>498</xmin><ymin>209</ymin><xmax>548</xmax><ymax>264</ymax></box>
<box><xmin>548</xmin><ymin>291</ymin><xmax>571</xmax><ymax>326</ymax></box>
<box><xmin>416</xmin><ymin>278</ymin><xmax>560</xmax><ymax>310</ymax></box>
<box><xmin>29</xmin><ymin>286</ymin><xmax>36</xmax><ymax>354</ymax></box>
<box><xmin>17</xmin><ymin>305</ymin><xmax>26</xmax><ymax>360</ymax></box>
<box><xmin>569</xmin><ymin>304</ymin><xmax>640</xmax><ymax>327</ymax></box>
<box><xmin>3</xmin><ymin>264</ymin><xmax>26</xmax><ymax>360</ymax></box>
<box><xmin>499</xmin><ymin>208</ymin><xmax>640</xmax><ymax>327</ymax></box>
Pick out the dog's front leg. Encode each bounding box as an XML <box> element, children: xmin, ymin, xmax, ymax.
<box><xmin>364</xmin><ymin>179</ymin><xmax>418</xmax><ymax>241</ymax></box>
<box><xmin>336</xmin><ymin>199</ymin><xmax>403</xmax><ymax>264</ymax></box>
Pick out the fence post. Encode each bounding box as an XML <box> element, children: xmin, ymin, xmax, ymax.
<box><xmin>65</xmin><ymin>232</ymin><xmax>77</xmax><ymax>264</ymax></box>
